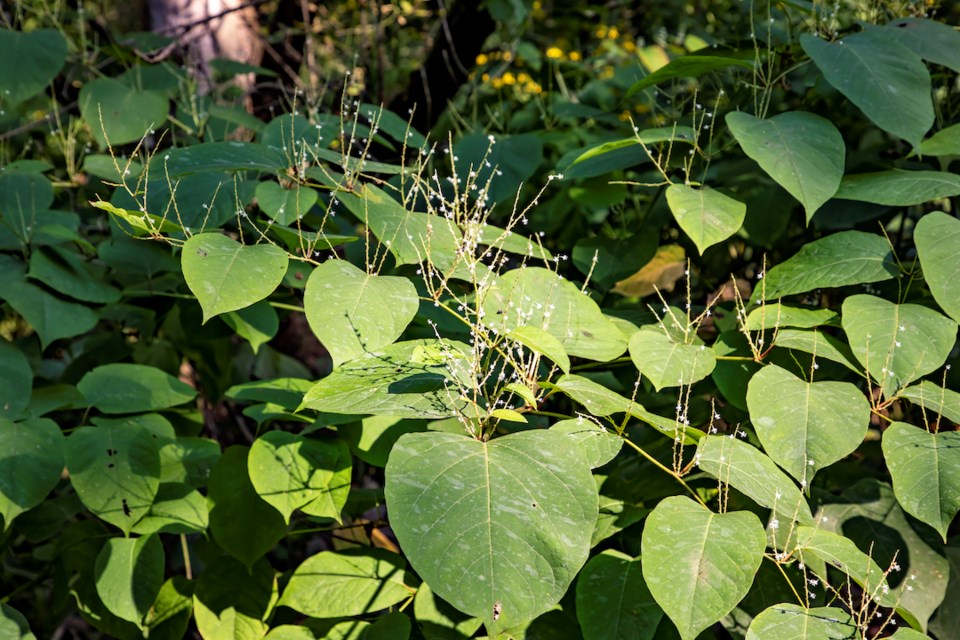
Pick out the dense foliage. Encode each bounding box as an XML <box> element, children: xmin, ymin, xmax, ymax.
<box><xmin>1</xmin><ymin>1</ymin><xmax>960</xmax><ymax>638</ymax></box>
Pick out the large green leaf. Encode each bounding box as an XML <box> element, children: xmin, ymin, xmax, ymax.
<box><xmin>695</xmin><ymin>435</ymin><xmax>814</xmax><ymax>526</ymax></box>
<box><xmin>304</xmin><ymin>260</ymin><xmax>419</xmax><ymax>366</ymax></box>
<box><xmin>385</xmin><ymin>430</ymin><xmax>598</xmax><ymax>634</ymax></box>
<box><xmin>0</xmin><ymin>418</ymin><xmax>65</xmax><ymax>529</ymax></box>
<box><xmin>551</xmin><ymin>418</ymin><xmax>622</xmax><ymax>469</ymax></box>
<box><xmin>65</xmin><ymin>422</ymin><xmax>161</xmax><ymax>535</ymax></box>
<box><xmin>301</xmin><ymin>339</ymin><xmax>477</xmax><ymax>419</ymax></box>
<box><xmin>110</xmin><ymin>171</ymin><xmax>248</xmax><ymax>231</ymax></box>
<box><xmin>193</xmin><ymin>555</ymin><xmax>277</xmax><ymax>640</ymax></box>
<box><xmin>835</xmin><ymin>170</ymin><xmax>960</xmax><ymax>206</ymax></box>
<box><xmin>771</xmin><ymin>329</ymin><xmax>860</xmax><ymax>373</ymax></box>
<box><xmin>0</xmin><ymin>29</ymin><xmax>67</xmax><ymax>105</ymax></box>
<box><xmin>159</xmin><ymin>142</ymin><xmax>287</xmax><ymax>177</ymax></box>
<box><xmin>877</xmin><ymin>17</ymin><xmax>960</xmax><ymax>73</ymax></box>
<box><xmin>641</xmin><ymin>496</ymin><xmax>766</xmax><ymax>640</ymax></box>
<box><xmin>882</xmin><ymin>422</ymin><xmax>960</xmax><ymax>541</ymax></box>
<box><xmin>207</xmin><ymin>446</ymin><xmax>287</xmax><ymax>569</ymax></box>
<box><xmin>144</xmin><ymin>576</ymin><xmax>194</xmax><ymax>640</ymax></box>
<box><xmin>575</xmin><ymin>550</ymin><xmax>662</xmax><ymax>640</ymax></box>
<box><xmin>77</xmin><ymin>364</ymin><xmax>197</xmax><ymax>414</ymax></box>
<box><xmin>481</xmin><ymin>267</ymin><xmax>627</xmax><ymax>361</ymax></box>
<box><xmin>915</xmin><ymin>211</ymin><xmax>960</xmax><ymax>323</ymax></box>
<box><xmin>841</xmin><ymin>295</ymin><xmax>957</xmax><ymax>398</ymax></box>
<box><xmin>745</xmin><ymin>604</ymin><xmax>859</xmax><ymax>639</ymax></box>
<box><xmin>255</xmin><ymin>181</ymin><xmax>318</xmax><ymax>225</ymax></box>
<box><xmin>94</xmin><ymin>535</ymin><xmax>165</xmax><ymax>625</ymax></box>
<box><xmin>758</xmin><ymin>231</ymin><xmax>898</xmax><ymax>301</ymax></box>
<box><xmin>0</xmin><ymin>256</ymin><xmax>99</xmax><ymax>349</ymax></box>
<box><xmin>900</xmin><ymin>381</ymin><xmax>960</xmax><ymax>424</ymax></box>
<box><xmin>746</xmin><ymin>365</ymin><xmax>869</xmax><ymax>484</ymax></box>
<box><xmin>794</xmin><ymin>526</ymin><xmax>895</xmax><ymax>608</ymax></box>
<box><xmin>744</xmin><ymin>304</ymin><xmax>837</xmax><ymax>331</ymax></box>
<box><xmin>918</xmin><ymin>123</ymin><xmax>960</xmax><ymax>157</ymax></box>
<box><xmin>726</xmin><ymin>111</ymin><xmax>844</xmax><ymax>222</ymax></box>
<box><xmin>278</xmin><ymin>548</ymin><xmax>412</xmax><ymax>618</ymax></box>
<box><xmin>800</xmin><ymin>32</ymin><xmax>932</xmax><ymax>147</ymax></box>
<box><xmin>665</xmin><ymin>184</ymin><xmax>746</xmax><ymax>255</ymax></box>
<box><xmin>79</xmin><ymin>78</ymin><xmax>169</xmax><ymax>147</ymax></box>
<box><xmin>0</xmin><ymin>340</ymin><xmax>32</xmax><ymax>420</ymax></box>
<box><xmin>508</xmin><ymin>325</ymin><xmax>571</xmax><ymax>374</ymax></box>
<box><xmin>181</xmin><ymin>233</ymin><xmax>289</xmax><ymax>323</ymax></box>
<box><xmin>248</xmin><ymin>431</ymin><xmax>351</xmax><ymax>523</ymax></box>
<box><xmin>628</xmin><ymin>326</ymin><xmax>716</xmax><ymax>390</ymax></box>
<box><xmin>818</xmin><ymin>479</ymin><xmax>948</xmax><ymax>631</ymax></box>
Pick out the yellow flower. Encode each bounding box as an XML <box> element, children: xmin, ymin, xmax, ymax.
<box><xmin>526</xmin><ymin>82</ymin><xmax>543</xmax><ymax>95</ymax></box>
<box><xmin>517</xmin><ymin>72</ymin><xmax>531</xmax><ymax>83</ymax></box>
<box><xmin>622</xmin><ymin>40</ymin><xmax>637</xmax><ymax>52</ymax></box>
<box><xmin>568</xmin><ymin>51</ymin><xmax>582</xmax><ymax>61</ymax></box>
<box><xmin>502</xmin><ymin>72</ymin><xmax>516</xmax><ymax>85</ymax></box>
<box><xmin>475</xmin><ymin>53</ymin><xmax>489</xmax><ymax>65</ymax></box>
<box><xmin>546</xmin><ymin>46</ymin><xmax>564</xmax><ymax>60</ymax></box>
<box><xmin>491</xmin><ymin>77</ymin><xmax>503</xmax><ymax>89</ymax></box>
<box><xmin>502</xmin><ymin>50</ymin><xmax>513</xmax><ymax>62</ymax></box>
<box><xmin>481</xmin><ymin>73</ymin><xmax>491</xmax><ymax>83</ymax></box>
<box><xmin>595</xmin><ymin>27</ymin><xmax>607</xmax><ymax>38</ymax></box>
<box><xmin>618</xmin><ymin>110</ymin><xmax>631</xmax><ymax>121</ymax></box>
<box><xmin>608</xmin><ymin>27</ymin><xmax>620</xmax><ymax>39</ymax></box>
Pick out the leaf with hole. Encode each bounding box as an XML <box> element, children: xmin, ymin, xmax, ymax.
<box><xmin>65</xmin><ymin>422</ymin><xmax>161</xmax><ymax>535</ymax></box>
<box><xmin>665</xmin><ymin>184</ymin><xmax>746</xmax><ymax>255</ymax></box>
<box><xmin>304</xmin><ymin>260</ymin><xmax>419</xmax><ymax>366</ymax></box>
<box><xmin>181</xmin><ymin>233</ymin><xmax>289</xmax><ymax>323</ymax></box>
<box><xmin>641</xmin><ymin>496</ymin><xmax>765</xmax><ymax>640</ymax></box>
<box><xmin>746</xmin><ymin>364</ymin><xmax>869</xmax><ymax>483</ymax></box>
<box><xmin>842</xmin><ymin>295</ymin><xmax>957</xmax><ymax>398</ymax></box>
<box><xmin>385</xmin><ymin>430</ymin><xmax>597</xmax><ymax>634</ymax></box>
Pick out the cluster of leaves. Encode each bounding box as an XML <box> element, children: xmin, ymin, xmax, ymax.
<box><xmin>2</xmin><ymin>1</ymin><xmax>960</xmax><ymax>639</ymax></box>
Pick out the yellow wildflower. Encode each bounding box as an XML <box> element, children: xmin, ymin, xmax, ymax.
<box><xmin>476</xmin><ymin>53</ymin><xmax>489</xmax><ymax>65</ymax></box>
<box><xmin>568</xmin><ymin>51</ymin><xmax>582</xmax><ymax>61</ymax></box>
<box><xmin>608</xmin><ymin>27</ymin><xmax>620</xmax><ymax>39</ymax></box>
<box><xmin>595</xmin><ymin>27</ymin><xmax>607</xmax><ymax>38</ymax></box>
<box><xmin>502</xmin><ymin>72</ymin><xmax>516</xmax><ymax>85</ymax></box>
<box><xmin>481</xmin><ymin>73</ymin><xmax>491</xmax><ymax>83</ymax></box>
<box><xmin>491</xmin><ymin>77</ymin><xmax>503</xmax><ymax>89</ymax></box>
<box><xmin>546</xmin><ymin>46</ymin><xmax>564</xmax><ymax>60</ymax></box>
<box><xmin>517</xmin><ymin>72</ymin><xmax>531</xmax><ymax>83</ymax></box>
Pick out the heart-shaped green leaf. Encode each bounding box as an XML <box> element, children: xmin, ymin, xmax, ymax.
<box><xmin>641</xmin><ymin>496</ymin><xmax>765</xmax><ymax>640</ymax></box>
<box><xmin>666</xmin><ymin>184</ymin><xmax>746</xmax><ymax>255</ymax></box>
<box><xmin>629</xmin><ymin>327</ymin><xmax>716</xmax><ymax>390</ymax></box>
<box><xmin>882</xmin><ymin>422</ymin><xmax>960</xmax><ymax>541</ymax></box>
<box><xmin>0</xmin><ymin>418</ymin><xmax>64</xmax><ymax>529</ymax></box>
<box><xmin>385</xmin><ymin>430</ymin><xmax>598</xmax><ymax>634</ymax></box>
<box><xmin>130</xmin><ymin>483</ymin><xmax>209</xmax><ymax>536</ymax></box>
<box><xmin>842</xmin><ymin>295</ymin><xmax>957</xmax><ymax>398</ymax></box>
<box><xmin>65</xmin><ymin>422</ymin><xmax>161</xmax><ymax>535</ymax></box>
<box><xmin>915</xmin><ymin>212</ymin><xmax>960</xmax><ymax>323</ymax></box>
<box><xmin>801</xmin><ymin>32</ymin><xmax>933</xmax><ymax>147</ymax></box>
<box><xmin>94</xmin><ymin>535</ymin><xmax>165</xmax><ymax>625</ymax></box>
<box><xmin>181</xmin><ymin>233</ymin><xmax>289</xmax><ymax>323</ymax></box>
<box><xmin>248</xmin><ymin>431</ymin><xmax>351</xmax><ymax>523</ymax></box>
<box><xmin>193</xmin><ymin>555</ymin><xmax>276</xmax><ymax>640</ymax></box>
<box><xmin>79</xmin><ymin>78</ymin><xmax>169</xmax><ymax>147</ymax></box>
<box><xmin>746</xmin><ymin>365</ymin><xmax>870</xmax><ymax>484</ymax></box>
<box><xmin>551</xmin><ymin>418</ymin><xmax>622</xmax><ymax>469</ymax></box>
<box><xmin>0</xmin><ymin>29</ymin><xmax>67</xmax><ymax>105</ymax></box>
<box><xmin>726</xmin><ymin>111</ymin><xmax>844</xmax><ymax>222</ymax></box>
<box><xmin>304</xmin><ymin>260</ymin><xmax>418</xmax><ymax>366</ymax></box>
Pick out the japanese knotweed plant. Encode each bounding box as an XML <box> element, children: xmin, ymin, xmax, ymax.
<box><xmin>3</xmin><ymin>5</ymin><xmax>960</xmax><ymax>640</ymax></box>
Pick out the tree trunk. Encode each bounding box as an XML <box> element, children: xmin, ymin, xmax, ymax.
<box><xmin>149</xmin><ymin>0</ymin><xmax>264</xmax><ymax>95</ymax></box>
